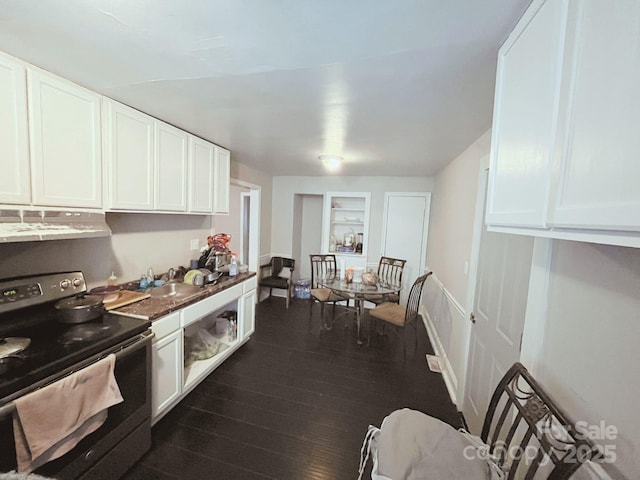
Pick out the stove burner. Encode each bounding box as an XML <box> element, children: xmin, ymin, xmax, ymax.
<box><xmin>0</xmin><ymin>337</ymin><xmax>30</xmax><ymax>358</ymax></box>
<box><xmin>58</xmin><ymin>324</ymin><xmax>115</xmax><ymax>345</ymax></box>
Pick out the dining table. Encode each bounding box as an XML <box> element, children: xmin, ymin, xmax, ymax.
<box><xmin>318</xmin><ymin>276</ymin><xmax>401</xmax><ymax>345</ymax></box>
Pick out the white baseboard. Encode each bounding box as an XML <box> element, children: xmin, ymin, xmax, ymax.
<box><xmin>421</xmin><ymin>303</ymin><xmax>458</xmax><ymax>406</ymax></box>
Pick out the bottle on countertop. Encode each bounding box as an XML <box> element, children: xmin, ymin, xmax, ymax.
<box><xmin>229</xmin><ymin>253</ymin><xmax>238</xmax><ymax>276</ymax></box>
<box><xmin>107</xmin><ymin>271</ymin><xmax>117</xmax><ymax>286</ymax></box>
<box><xmin>147</xmin><ymin>267</ymin><xmax>154</xmax><ymax>282</ymax></box>
<box><xmin>139</xmin><ymin>275</ymin><xmax>149</xmax><ymax>290</ymax></box>
<box><xmin>329</xmin><ymin>234</ymin><xmax>337</xmax><ymax>252</ymax></box>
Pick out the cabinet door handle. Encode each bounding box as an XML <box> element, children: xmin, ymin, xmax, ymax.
<box><xmin>470</xmin><ymin>312</ymin><xmax>476</xmax><ymax>324</ymax></box>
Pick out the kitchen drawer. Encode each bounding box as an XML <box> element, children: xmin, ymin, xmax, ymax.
<box><xmin>151</xmin><ymin>311</ymin><xmax>180</xmax><ymax>339</ymax></box>
<box><xmin>243</xmin><ymin>276</ymin><xmax>257</xmax><ymax>293</ymax></box>
<box><xmin>181</xmin><ymin>283</ymin><xmax>243</xmax><ymax>327</ymax></box>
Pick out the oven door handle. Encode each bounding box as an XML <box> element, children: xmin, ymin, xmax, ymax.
<box><xmin>114</xmin><ymin>330</ymin><xmax>154</xmax><ymax>361</ymax></box>
<box><xmin>0</xmin><ymin>330</ymin><xmax>154</xmax><ymax>419</ymax></box>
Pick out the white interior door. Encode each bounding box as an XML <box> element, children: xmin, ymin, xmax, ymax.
<box><xmin>463</xmin><ymin>169</ymin><xmax>534</xmax><ymax>434</ymax></box>
<box><xmin>381</xmin><ymin>193</ymin><xmax>431</xmax><ymax>303</ymax></box>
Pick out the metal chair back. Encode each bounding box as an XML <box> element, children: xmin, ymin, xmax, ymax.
<box><xmin>377</xmin><ymin>257</ymin><xmax>406</xmax><ymax>288</ymax></box>
<box><xmin>309</xmin><ymin>254</ymin><xmax>338</xmax><ymax>288</ymax></box>
<box><xmin>405</xmin><ymin>272</ymin><xmax>430</xmax><ymax>325</ymax></box>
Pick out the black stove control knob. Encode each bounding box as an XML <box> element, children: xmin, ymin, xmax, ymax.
<box><xmin>72</xmin><ymin>278</ymin><xmax>82</xmax><ymax>288</ymax></box>
<box><xmin>60</xmin><ymin>279</ymin><xmax>71</xmax><ymax>290</ymax></box>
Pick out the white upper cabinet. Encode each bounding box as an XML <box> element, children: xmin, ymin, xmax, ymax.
<box><xmin>189</xmin><ymin>136</ymin><xmax>215</xmax><ymax>213</ymax></box>
<box><xmin>213</xmin><ymin>146</ymin><xmax>230</xmax><ymax>214</ymax></box>
<box><xmin>487</xmin><ymin>0</ymin><xmax>640</xmax><ymax>247</ymax></box>
<box><xmin>103</xmin><ymin>98</ymin><xmax>155</xmax><ymax>211</ymax></box>
<box><xmin>103</xmin><ymin>97</ymin><xmax>229</xmax><ymax>215</ymax></box>
<box><xmin>0</xmin><ymin>53</ymin><xmax>30</xmax><ymax>205</ymax></box>
<box><xmin>550</xmin><ymin>0</ymin><xmax>640</xmax><ymax>232</ymax></box>
<box><xmin>487</xmin><ymin>0</ymin><xmax>567</xmax><ymax>228</ymax></box>
<box><xmin>155</xmin><ymin>121</ymin><xmax>188</xmax><ymax>212</ymax></box>
<box><xmin>27</xmin><ymin>67</ymin><xmax>102</xmax><ymax>208</ymax></box>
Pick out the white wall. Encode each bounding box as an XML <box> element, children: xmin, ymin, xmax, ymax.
<box><xmin>214</xmin><ymin>183</ymin><xmax>247</xmax><ymax>257</ymax></box>
<box><xmin>0</xmin><ymin>213</ymin><xmax>212</xmax><ymax>289</ymax></box>
<box><xmin>427</xmin><ymin>130</ymin><xmax>491</xmax><ymax>302</ymax></box>
<box><xmin>270</xmin><ymin>176</ymin><xmax>434</xmax><ymax>266</ymax></box>
<box><xmin>532</xmin><ymin>240</ymin><xmax>640</xmax><ymax>479</ymax></box>
<box><xmin>423</xmin><ymin>130</ymin><xmax>491</xmax><ymax>400</ymax></box>
<box><xmin>231</xmin><ymin>160</ymin><xmax>272</xmax><ymax>258</ymax></box>
<box><xmin>298</xmin><ymin>195</ymin><xmax>323</xmax><ymax>279</ymax></box>
<box><xmin>0</xmin><ymin>159</ymin><xmax>271</xmax><ymax>290</ymax></box>
<box><xmin>423</xmin><ymin>127</ymin><xmax>638</xmax><ymax>478</ymax></box>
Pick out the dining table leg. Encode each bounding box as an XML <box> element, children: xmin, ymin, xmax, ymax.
<box><xmin>356</xmin><ymin>298</ymin><xmax>364</xmax><ymax>345</ymax></box>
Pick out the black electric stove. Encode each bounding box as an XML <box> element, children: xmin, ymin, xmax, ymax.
<box><xmin>0</xmin><ymin>272</ymin><xmax>150</xmax><ymax>402</ymax></box>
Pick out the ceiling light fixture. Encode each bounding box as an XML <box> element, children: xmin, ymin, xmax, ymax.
<box><xmin>319</xmin><ymin>155</ymin><xmax>342</xmax><ymax>172</ymax></box>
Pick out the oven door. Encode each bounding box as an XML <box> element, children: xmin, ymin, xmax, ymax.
<box><xmin>0</xmin><ymin>330</ymin><xmax>153</xmax><ymax>480</ymax></box>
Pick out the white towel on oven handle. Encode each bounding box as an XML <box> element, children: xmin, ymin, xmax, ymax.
<box><xmin>12</xmin><ymin>353</ymin><xmax>123</xmax><ymax>473</ymax></box>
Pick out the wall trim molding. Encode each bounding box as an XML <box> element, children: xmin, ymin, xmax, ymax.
<box><xmin>421</xmin><ymin>303</ymin><xmax>459</xmax><ymax>406</ymax></box>
<box><xmin>429</xmin><ymin>271</ymin><xmax>467</xmax><ymax>319</ymax></box>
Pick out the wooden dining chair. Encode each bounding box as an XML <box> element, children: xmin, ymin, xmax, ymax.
<box><xmin>309</xmin><ymin>254</ymin><xmax>349</xmax><ymax>327</ymax></box>
<box><xmin>259</xmin><ymin>256</ymin><xmax>295</xmax><ymax>308</ymax></box>
<box><xmin>368</xmin><ymin>272</ymin><xmax>431</xmax><ymax>360</ymax></box>
<box><xmin>364</xmin><ymin>256</ymin><xmax>406</xmax><ymax>305</ymax></box>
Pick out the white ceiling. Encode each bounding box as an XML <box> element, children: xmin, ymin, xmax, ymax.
<box><xmin>0</xmin><ymin>0</ymin><xmax>529</xmax><ymax>176</ymax></box>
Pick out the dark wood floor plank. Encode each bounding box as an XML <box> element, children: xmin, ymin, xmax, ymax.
<box><xmin>123</xmin><ymin>296</ymin><xmax>461</xmax><ymax>480</ymax></box>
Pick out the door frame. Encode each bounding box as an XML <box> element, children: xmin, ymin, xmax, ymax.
<box><xmin>459</xmin><ymin>155</ymin><xmax>490</xmax><ymax>413</ymax></box>
<box><xmin>380</xmin><ymin>192</ymin><xmax>431</xmax><ymax>275</ymax></box>
<box><xmin>233</xmin><ymin>178</ymin><xmax>261</xmax><ymax>275</ymax></box>
<box><xmin>461</xmin><ymin>155</ymin><xmax>545</xmax><ymax>417</ymax></box>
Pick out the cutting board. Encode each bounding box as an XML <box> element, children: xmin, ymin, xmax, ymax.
<box><xmin>104</xmin><ymin>290</ymin><xmax>151</xmax><ymax>311</ymax></box>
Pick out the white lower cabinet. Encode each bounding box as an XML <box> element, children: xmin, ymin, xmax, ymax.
<box><xmin>241</xmin><ymin>288</ymin><xmax>256</xmax><ymax>339</ymax></box>
<box><xmin>150</xmin><ymin>277</ymin><xmax>256</xmax><ymax>424</ymax></box>
<box><xmin>151</xmin><ymin>313</ymin><xmax>183</xmax><ymax>424</ymax></box>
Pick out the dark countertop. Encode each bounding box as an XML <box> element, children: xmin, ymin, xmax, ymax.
<box><xmin>112</xmin><ymin>272</ymin><xmax>256</xmax><ymax>321</ymax></box>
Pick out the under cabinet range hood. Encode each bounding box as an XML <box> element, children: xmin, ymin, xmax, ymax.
<box><xmin>0</xmin><ymin>209</ymin><xmax>111</xmax><ymax>242</ymax></box>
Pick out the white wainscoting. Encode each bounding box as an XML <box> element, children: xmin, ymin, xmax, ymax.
<box><xmin>420</xmin><ymin>272</ymin><xmax>468</xmax><ymax>406</ymax></box>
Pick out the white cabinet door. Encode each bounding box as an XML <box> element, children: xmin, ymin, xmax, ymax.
<box><xmin>28</xmin><ymin>68</ymin><xmax>102</xmax><ymax>208</ymax></box>
<box><xmin>152</xmin><ymin>329</ymin><xmax>183</xmax><ymax>422</ymax></box>
<box><xmin>550</xmin><ymin>0</ymin><xmax>640</xmax><ymax>231</ymax></box>
<box><xmin>213</xmin><ymin>146</ymin><xmax>230</xmax><ymax>214</ymax></box>
<box><xmin>155</xmin><ymin>121</ymin><xmax>188</xmax><ymax>212</ymax></box>
<box><xmin>0</xmin><ymin>53</ymin><xmax>30</xmax><ymax>205</ymax></box>
<box><xmin>103</xmin><ymin>99</ymin><xmax>155</xmax><ymax>210</ymax></box>
<box><xmin>189</xmin><ymin>136</ymin><xmax>215</xmax><ymax>213</ymax></box>
<box><xmin>486</xmin><ymin>0</ymin><xmax>567</xmax><ymax>227</ymax></box>
<box><xmin>240</xmin><ymin>289</ymin><xmax>256</xmax><ymax>340</ymax></box>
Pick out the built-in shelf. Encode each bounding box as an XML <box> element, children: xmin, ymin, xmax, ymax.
<box><xmin>322</xmin><ymin>192</ymin><xmax>371</xmax><ymax>262</ymax></box>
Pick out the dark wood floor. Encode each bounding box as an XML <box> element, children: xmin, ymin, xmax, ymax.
<box><xmin>122</xmin><ymin>296</ymin><xmax>462</xmax><ymax>480</ymax></box>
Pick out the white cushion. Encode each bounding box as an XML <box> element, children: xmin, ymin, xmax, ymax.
<box><xmin>370</xmin><ymin>409</ymin><xmax>497</xmax><ymax>480</ymax></box>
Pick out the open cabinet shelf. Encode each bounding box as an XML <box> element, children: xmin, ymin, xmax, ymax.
<box><xmin>321</xmin><ymin>192</ymin><xmax>371</xmax><ymax>268</ymax></box>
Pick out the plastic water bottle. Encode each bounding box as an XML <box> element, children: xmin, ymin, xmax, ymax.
<box><xmin>229</xmin><ymin>254</ymin><xmax>238</xmax><ymax>276</ymax></box>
